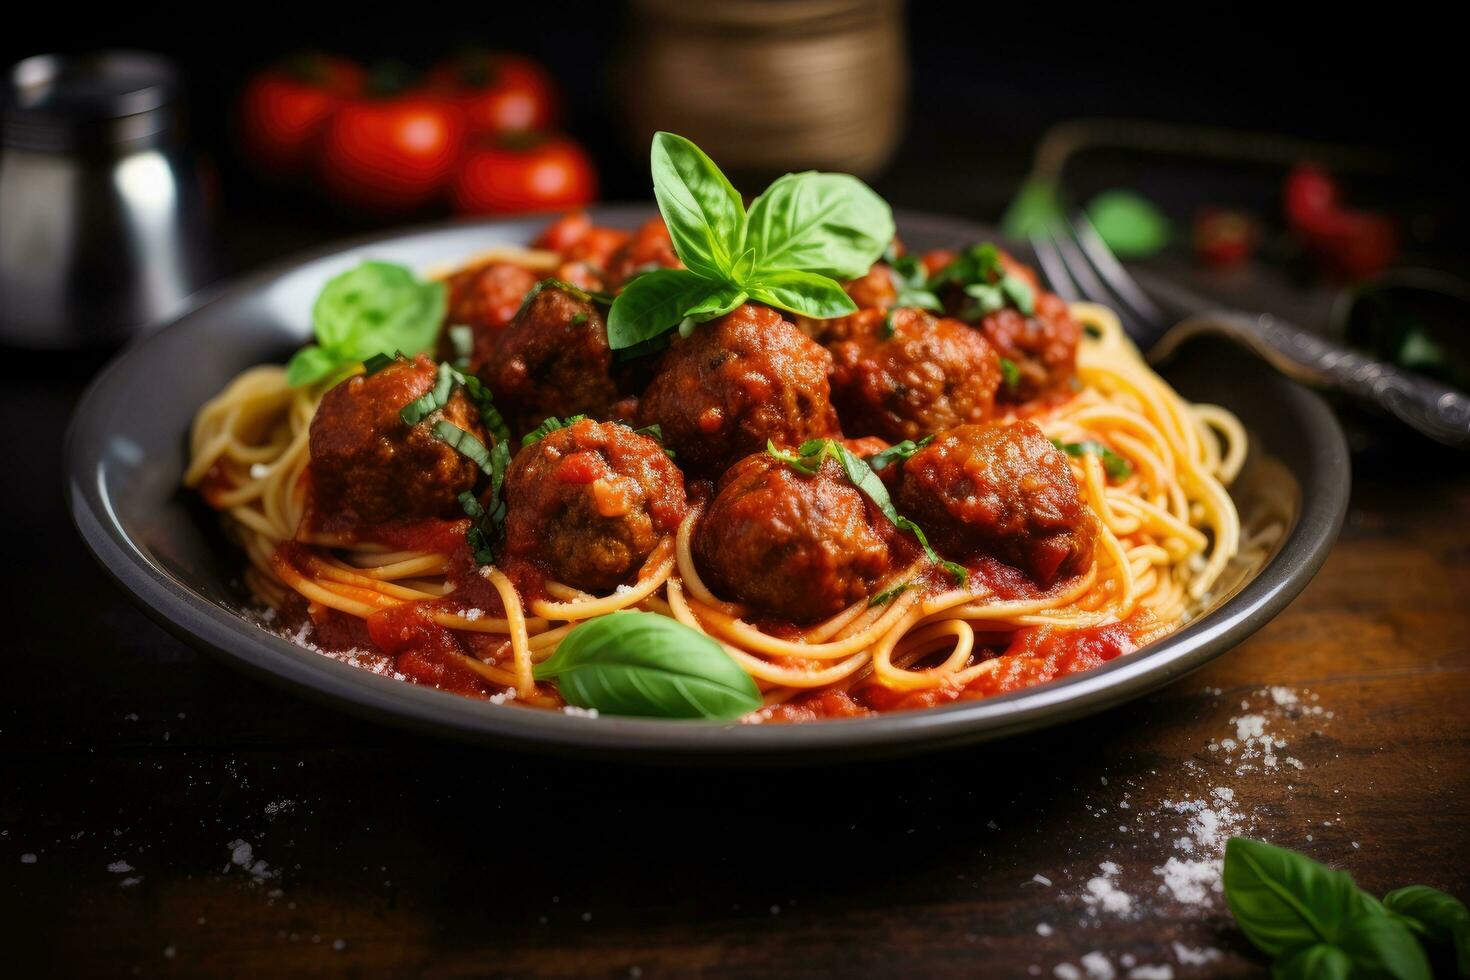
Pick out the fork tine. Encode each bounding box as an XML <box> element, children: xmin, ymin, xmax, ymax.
<box><xmin>1068</xmin><ymin>212</ymin><xmax>1168</xmax><ymax>327</ymax></box>
<box><xmin>1028</xmin><ymin>231</ymin><xmax>1082</xmax><ymax>303</ymax></box>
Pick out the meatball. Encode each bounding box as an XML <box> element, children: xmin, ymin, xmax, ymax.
<box><xmin>897</xmin><ymin>421</ymin><xmax>1095</xmax><ymax>584</ymax></box>
<box><xmin>605</xmin><ymin>216</ymin><xmax>681</xmax><ymax>289</ymax></box>
<box><xmin>503</xmin><ymin>419</ymin><xmax>687</xmax><ymax>592</ymax></box>
<box><xmin>308</xmin><ymin>355</ymin><xmax>485</xmax><ymax>527</ymax></box>
<box><xmin>956</xmin><ymin>251</ymin><xmax>1079</xmax><ymax>403</ymax></box>
<box><xmin>637</xmin><ymin>303</ymin><xmax>841</xmax><ymax>476</ymax></box>
<box><xmin>696</xmin><ymin>453</ymin><xmax>898</xmax><ymax>622</ymax></box>
<box><xmin>481</xmin><ymin>283</ymin><xmax>626</xmax><ymax>437</ymax></box>
<box><xmin>844</xmin><ymin>262</ymin><xmax>898</xmax><ymax>311</ymax></box>
<box><xmin>827</xmin><ymin>307</ymin><xmax>1002</xmax><ymax>442</ymax></box>
<box><xmin>791</xmin><ymin>262</ymin><xmax>898</xmax><ymax>343</ymax></box>
<box><xmin>441</xmin><ymin>261</ymin><xmax>540</xmax><ymax>371</ymax></box>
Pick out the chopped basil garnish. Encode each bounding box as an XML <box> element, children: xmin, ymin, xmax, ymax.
<box><xmin>512</xmin><ymin>277</ymin><xmax>602</xmax><ymax>324</ymax></box>
<box><xmin>932</xmin><ymin>242</ymin><xmax>1036</xmax><ymax>319</ymax></box>
<box><xmin>362</xmin><ymin>352</ymin><xmax>399</xmax><ymax>376</ymax></box>
<box><xmin>430</xmin><ymin>421</ymin><xmax>495</xmax><ymax>475</ymax></box>
<box><xmin>447</xmin><ymin>324</ymin><xmax>474</xmax><ymax>369</ymax></box>
<box><xmin>521</xmin><ymin>414</ymin><xmax>590</xmax><ymax>448</ymax></box>
<box><xmin>457</xmin><ymin>439</ymin><xmax>511</xmax><ymax>564</ymax></box>
<box><xmin>880</xmin><ymin>309</ymin><xmax>898</xmax><ymax>339</ymax></box>
<box><xmin>1051</xmin><ymin>438</ymin><xmax>1133</xmax><ymax>480</ymax></box>
<box><xmin>570</xmin><ymin>311</ymin><xmax>589</xmax><ymax>326</ymax></box>
<box><xmin>765</xmin><ymin>438</ymin><xmax>967</xmax><ymax>585</ymax></box>
<box><xmin>395</xmin><ymin>361</ymin><xmax>509</xmax><ymax>445</ymax></box>
<box><xmin>455</xmin><ymin>372</ymin><xmax>510</xmax><ymax>445</ymax></box>
<box><xmin>882</xmin><ymin>247</ymin><xmax>942</xmax><ymax>312</ymax></box>
<box><xmin>999</xmin><ymin>357</ymin><xmax>1021</xmax><ymax>390</ymax></box>
<box><xmin>865</xmin><ymin>435</ymin><xmax>933</xmax><ymax>472</ymax></box>
<box><xmin>399</xmin><ymin>362</ymin><xmax>457</xmax><ymax>427</ymax></box>
<box><xmin>868</xmin><ymin>582</ymin><xmax>912</xmax><ymax>607</ymax></box>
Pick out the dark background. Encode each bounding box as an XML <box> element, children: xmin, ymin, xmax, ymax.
<box><xmin>5</xmin><ymin>5</ymin><xmax>1466</xmax><ymax>275</ymax></box>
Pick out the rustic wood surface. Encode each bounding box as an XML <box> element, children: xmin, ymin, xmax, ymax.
<box><xmin>3</xmin><ymin>345</ymin><xmax>1468</xmax><ymax>978</ymax></box>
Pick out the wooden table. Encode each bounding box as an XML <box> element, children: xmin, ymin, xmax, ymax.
<box><xmin>5</xmin><ymin>335</ymin><xmax>1469</xmax><ymax>978</ymax></box>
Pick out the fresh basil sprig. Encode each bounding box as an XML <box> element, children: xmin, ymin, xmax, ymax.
<box><xmin>286</xmin><ymin>261</ymin><xmax>446</xmax><ymax>387</ymax></box>
<box><xmin>1051</xmin><ymin>438</ymin><xmax>1133</xmax><ymax>480</ymax></box>
<box><xmin>1386</xmin><ymin>886</ymin><xmax>1470</xmax><ymax>977</ymax></box>
<box><xmin>533</xmin><ymin>611</ymin><xmax>762</xmax><ymax>720</ymax></box>
<box><xmin>765</xmin><ymin>439</ymin><xmax>967</xmax><ymax>585</ymax></box>
<box><xmin>1224</xmin><ymin>837</ymin><xmax>1467</xmax><ymax>979</ymax></box>
<box><xmin>607</xmin><ymin>133</ymin><xmax>895</xmax><ymax>351</ymax></box>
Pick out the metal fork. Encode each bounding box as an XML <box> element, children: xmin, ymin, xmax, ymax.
<box><xmin>1031</xmin><ymin>216</ymin><xmax>1470</xmax><ymax>449</ymax></box>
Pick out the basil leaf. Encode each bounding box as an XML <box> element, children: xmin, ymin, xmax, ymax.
<box><xmin>768</xmin><ymin>438</ymin><xmax>965</xmax><ymax>585</ymax></box>
<box><xmin>650</xmin><ymin>131</ymin><xmax>746</xmax><ymax>280</ymax></box>
<box><xmin>1086</xmin><ymin>189</ymin><xmax>1172</xmax><ymax>260</ymax></box>
<box><xmin>607</xmin><ymin>268</ymin><xmax>725</xmax><ymax>350</ymax></box>
<box><xmin>454</xmin><ymin>371</ymin><xmax>510</xmax><ymax>445</ymax></box>
<box><xmin>1274</xmin><ymin>944</ymin><xmax>1354</xmax><ymax>980</ymax></box>
<box><xmin>533</xmin><ymin>611</ymin><xmax>762</xmax><ymax>720</ymax></box>
<box><xmin>447</xmin><ymin>325</ymin><xmax>474</xmax><ymax>369</ymax></box>
<box><xmin>292</xmin><ymin>261</ymin><xmax>445</xmax><ymax>388</ymax></box>
<box><xmin>521</xmin><ymin>414</ymin><xmax>588</xmax><ymax>448</ymax></box>
<box><xmin>1052</xmin><ymin>438</ymin><xmax>1133</xmax><ymax>479</ymax></box>
<box><xmin>429</xmin><ymin>421</ymin><xmax>495</xmax><ymax>475</ymax></box>
<box><xmin>362</xmin><ymin>351</ymin><xmax>399</xmax><ymax>376</ymax></box>
<box><xmin>683</xmin><ymin>282</ymin><xmax>747</xmax><ymax>322</ymax></box>
<box><xmin>1000</xmin><ymin>273</ymin><xmax>1036</xmax><ymax>316</ymax></box>
<box><xmin>1000</xmin><ymin>177</ymin><xmax>1064</xmax><ymax>242</ymax></box>
<box><xmin>745</xmin><ymin>171</ymin><xmax>895</xmax><ymax>280</ymax></box>
<box><xmin>766</xmin><ymin>439</ymin><xmax>822</xmax><ymax>475</ymax></box>
<box><xmin>868</xmin><ymin>582</ymin><xmax>911</xmax><ymax>607</ymax></box>
<box><xmin>999</xmin><ymin>357</ymin><xmax>1022</xmax><ymax>390</ymax></box>
<box><xmin>746</xmin><ymin>270</ymin><xmax>858</xmax><ymax>320</ymax></box>
<box><xmin>399</xmin><ymin>362</ymin><xmax>457</xmax><ymax>427</ymax></box>
<box><xmin>1384</xmin><ymin>885</ymin><xmax>1470</xmax><ymax>976</ymax></box>
<box><xmin>285</xmin><ymin>345</ymin><xmax>348</xmax><ymax>387</ymax></box>
<box><xmin>1223</xmin><ymin>838</ymin><xmax>1388</xmax><ymax>959</ymax></box>
<box><xmin>866</xmin><ymin>435</ymin><xmax>933</xmax><ymax>472</ymax></box>
<box><xmin>887</xmin><ymin>254</ymin><xmax>943</xmax><ymax>312</ymax></box>
<box><xmin>1333</xmin><ymin>914</ymin><xmax>1433</xmax><ymax>980</ymax></box>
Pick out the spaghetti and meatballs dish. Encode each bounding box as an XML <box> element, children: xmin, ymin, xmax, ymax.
<box><xmin>185</xmin><ymin>133</ymin><xmax>1245</xmax><ymax>722</ymax></box>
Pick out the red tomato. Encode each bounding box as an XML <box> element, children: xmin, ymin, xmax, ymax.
<box><xmin>1193</xmin><ymin>208</ymin><xmax>1258</xmax><ymax>269</ymax></box>
<box><xmin>239</xmin><ymin>54</ymin><xmax>365</xmax><ymax>177</ymax></box>
<box><xmin>1284</xmin><ymin>164</ymin><xmax>1340</xmax><ymax>235</ymax></box>
<box><xmin>450</xmin><ymin>134</ymin><xmax>597</xmax><ymax>215</ymax></box>
<box><xmin>426</xmin><ymin>52</ymin><xmax>558</xmax><ymax>136</ymax></box>
<box><xmin>320</xmin><ymin>94</ymin><xmax>466</xmax><ymax>212</ymax></box>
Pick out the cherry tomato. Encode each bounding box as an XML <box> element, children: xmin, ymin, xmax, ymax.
<box><xmin>239</xmin><ymin>54</ymin><xmax>364</xmax><ymax>177</ymax></box>
<box><xmin>1305</xmin><ymin>210</ymin><xmax>1399</xmax><ymax>281</ymax></box>
<box><xmin>1193</xmin><ymin>208</ymin><xmax>1258</xmax><ymax>269</ymax></box>
<box><xmin>426</xmin><ymin>51</ymin><xmax>558</xmax><ymax>136</ymax></box>
<box><xmin>1284</xmin><ymin>164</ymin><xmax>1340</xmax><ymax>235</ymax></box>
<box><xmin>450</xmin><ymin>134</ymin><xmax>597</xmax><ymax>215</ymax></box>
<box><xmin>320</xmin><ymin>93</ymin><xmax>466</xmax><ymax>212</ymax></box>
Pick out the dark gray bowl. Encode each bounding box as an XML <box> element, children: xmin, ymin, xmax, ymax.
<box><xmin>65</xmin><ymin>207</ymin><xmax>1350</xmax><ymax>762</ymax></box>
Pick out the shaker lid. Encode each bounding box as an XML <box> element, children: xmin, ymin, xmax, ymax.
<box><xmin>2</xmin><ymin>51</ymin><xmax>179</xmax><ymax>150</ymax></box>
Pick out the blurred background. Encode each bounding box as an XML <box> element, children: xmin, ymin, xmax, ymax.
<box><xmin>3</xmin><ymin>0</ymin><xmax>1467</xmax><ymax>428</ymax></box>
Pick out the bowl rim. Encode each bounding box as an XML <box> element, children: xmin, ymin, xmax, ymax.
<box><xmin>64</xmin><ymin>206</ymin><xmax>1351</xmax><ymax>763</ymax></box>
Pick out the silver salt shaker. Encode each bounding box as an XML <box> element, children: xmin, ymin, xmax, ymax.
<box><xmin>0</xmin><ymin>51</ymin><xmax>217</xmax><ymax>348</ymax></box>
